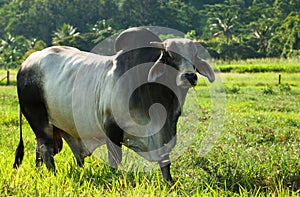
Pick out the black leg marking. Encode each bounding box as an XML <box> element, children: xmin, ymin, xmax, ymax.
<box><xmin>158</xmin><ymin>155</ymin><xmax>173</xmax><ymax>182</ymax></box>
<box><xmin>37</xmin><ymin>138</ymin><xmax>55</xmax><ymax>170</ymax></box>
<box><xmin>35</xmin><ymin>141</ymin><xmax>43</xmax><ymax>167</ymax></box>
<box><xmin>35</xmin><ymin>125</ymin><xmax>63</xmax><ymax>168</ymax></box>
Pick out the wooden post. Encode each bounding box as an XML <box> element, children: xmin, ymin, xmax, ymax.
<box><xmin>278</xmin><ymin>74</ymin><xmax>281</xmax><ymax>85</ymax></box>
<box><xmin>6</xmin><ymin>70</ymin><xmax>10</xmax><ymax>86</ymax></box>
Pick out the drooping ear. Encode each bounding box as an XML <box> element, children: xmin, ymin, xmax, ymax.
<box><xmin>194</xmin><ymin>58</ymin><xmax>215</xmax><ymax>83</ymax></box>
<box><xmin>148</xmin><ymin>52</ymin><xmax>166</xmax><ymax>82</ymax></box>
<box><xmin>192</xmin><ymin>41</ymin><xmax>215</xmax><ymax>82</ymax></box>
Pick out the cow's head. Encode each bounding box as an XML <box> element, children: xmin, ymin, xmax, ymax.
<box><xmin>148</xmin><ymin>38</ymin><xmax>215</xmax><ymax>88</ymax></box>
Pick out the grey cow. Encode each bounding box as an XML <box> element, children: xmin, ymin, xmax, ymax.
<box><xmin>13</xmin><ymin>28</ymin><xmax>215</xmax><ymax>181</ymax></box>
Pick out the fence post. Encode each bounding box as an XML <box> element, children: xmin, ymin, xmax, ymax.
<box><xmin>6</xmin><ymin>70</ymin><xmax>10</xmax><ymax>86</ymax></box>
<box><xmin>278</xmin><ymin>74</ymin><xmax>281</xmax><ymax>85</ymax></box>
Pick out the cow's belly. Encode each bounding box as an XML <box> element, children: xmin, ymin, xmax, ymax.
<box><xmin>44</xmin><ymin>71</ymin><xmax>80</xmax><ymax>137</ymax></box>
<box><xmin>46</xmin><ymin>89</ymin><xmax>79</xmax><ymax>137</ymax></box>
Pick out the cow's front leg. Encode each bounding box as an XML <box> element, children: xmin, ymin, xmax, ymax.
<box><xmin>158</xmin><ymin>155</ymin><xmax>172</xmax><ymax>182</ymax></box>
<box><xmin>104</xmin><ymin>121</ymin><xmax>123</xmax><ymax>173</ymax></box>
<box><xmin>106</xmin><ymin>138</ymin><xmax>122</xmax><ymax>172</ymax></box>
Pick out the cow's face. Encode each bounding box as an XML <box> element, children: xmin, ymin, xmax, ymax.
<box><xmin>148</xmin><ymin>38</ymin><xmax>215</xmax><ymax>87</ymax></box>
<box><xmin>162</xmin><ymin>50</ymin><xmax>198</xmax><ymax>88</ymax></box>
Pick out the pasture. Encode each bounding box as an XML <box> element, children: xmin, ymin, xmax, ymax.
<box><xmin>0</xmin><ymin>63</ymin><xmax>299</xmax><ymax>196</ymax></box>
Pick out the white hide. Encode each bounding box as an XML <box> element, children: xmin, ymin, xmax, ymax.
<box><xmin>37</xmin><ymin>47</ymin><xmax>115</xmax><ymax>150</ymax></box>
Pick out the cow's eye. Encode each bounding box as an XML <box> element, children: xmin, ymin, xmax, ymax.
<box><xmin>160</xmin><ymin>51</ymin><xmax>171</xmax><ymax>63</ymax></box>
<box><xmin>159</xmin><ymin>55</ymin><xmax>167</xmax><ymax>64</ymax></box>
<box><xmin>163</xmin><ymin>51</ymin><xmax>171</xmax><ymax>58</ymax></box>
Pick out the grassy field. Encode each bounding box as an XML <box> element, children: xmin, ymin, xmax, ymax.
<box><xmin>0</xmin><ymin>66</ymin><xmax>299</xmax><ymax>196</ymax></box>
<box><xmin>217</xmin><ymin>58</ymin><xmax>300</xmax><ymax>73</ymax></box>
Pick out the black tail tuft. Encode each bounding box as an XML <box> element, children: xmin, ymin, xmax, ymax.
<box><xmin>13</xmin><ymin>138</ymin><xmax>24</xmax><ymax>168</ymax></box>
<box><xmin>13</xmin><ymin>107</ymin><xmax>24</xmax><ymax>168</ymax></box>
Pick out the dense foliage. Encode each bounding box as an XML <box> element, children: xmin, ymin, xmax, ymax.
<box><xmin>0</xmin><ymin>0</ymin><xmax>299</xmax><ymax>68</ymax></box>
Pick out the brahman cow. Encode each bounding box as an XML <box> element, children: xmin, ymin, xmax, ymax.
<box><xmin>13</xmin><ymin>28</ymin><xmax>215</xmax><ymax>181</ymax></box>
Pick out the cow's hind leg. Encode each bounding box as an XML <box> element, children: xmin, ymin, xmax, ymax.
<box><xmin>35</xmin><ymin>125</ymin><xmax>63</xmax><ymax>167</ymax></box>
<box><xmin>23</xmin><ymin>107</ymin><xmax>55</xmax><ymax>170</ymax></box>
<box><xmin>18</xmin><ymin>86</ymin><xmax>56</xmax><ymax>170</ymax></box>
<box><xmin>35</xmin><ymin>135</ymin><xmax>55</xmax><ymax>170</ymax></box>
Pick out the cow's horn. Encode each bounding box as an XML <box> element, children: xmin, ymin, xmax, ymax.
<box><xmin>150</xmin><ymin>41</ymin><xmax>165</xmax><ymax>49</ymax></box>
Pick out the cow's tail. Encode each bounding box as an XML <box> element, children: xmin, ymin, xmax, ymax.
<box><xmin>13</xmin><ymin>107</ymin><xmax>24</xmax><ymax>168</ymax></box>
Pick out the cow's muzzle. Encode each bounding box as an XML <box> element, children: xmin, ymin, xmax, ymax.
<box><xmin>179</xmin><ymin>72</ymin><xmax>198</xmax><ymax>87</ymax></box>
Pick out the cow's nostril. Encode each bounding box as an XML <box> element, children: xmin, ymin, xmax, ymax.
<box><xmin>181</xmin><ymin>73</ymin><xmax>198</xmax><ymax>86</ymax></box>
<box><xmin>192</xmin><ymin>73</ymin><xmax>197</xmax><ymax>80</ymax></box>
<box><xmin>182</xmin><ymin>73</ymin><xmax>197</xmax><ymax>80</ymax></box>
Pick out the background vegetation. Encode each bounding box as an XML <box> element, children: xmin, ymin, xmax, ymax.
<box><xmin>0</xmin><ymin>0</ymin><xmax>299</xmax><ymax>69</ymax></box>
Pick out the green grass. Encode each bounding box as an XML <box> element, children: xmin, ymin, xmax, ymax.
<box><xmin>0</xmin><ymin>70</ymin><xmax>300</xmax><ymax>196</ymax></box>
<box><xmin>217</xmin><ymin>58</ymin><xmax>300</xmax><ymax>73</ymax></box>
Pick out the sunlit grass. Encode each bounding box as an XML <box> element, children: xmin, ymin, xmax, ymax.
<box><xmin>0</xmin><ymin>70</ymin><xmax>299</xmax><ymax>196</ymax></box>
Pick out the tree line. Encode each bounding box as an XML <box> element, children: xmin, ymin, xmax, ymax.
<box><xmin>0</xmin><ymin>0</ymin><xmax>299</xmax><ymax>68</ymax></box>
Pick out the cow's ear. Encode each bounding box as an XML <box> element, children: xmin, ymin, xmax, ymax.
<box><xmin>148</xmin><ymin>52</ymin><xmax>166</xmax><ymax>82</ymax></box>
<box><xmin>194</xmin><ymin>58</ymin><xmax>215</xmax><ymax>83</ymax></box>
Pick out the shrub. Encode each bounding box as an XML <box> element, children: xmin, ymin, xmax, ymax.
<box><xmin>226</xmin><ymin>85</ymin><xmax>241</xmax><ymax>94</ymax></box>
<box><xmin>262</xmin><ymin>86</ymin><xmax>276</xmax><ymax>95</ymax></box>
<box><xmin>279</xmin><ymin>84</ymin><xmax>292</xmax><ymax>93</ymax></box>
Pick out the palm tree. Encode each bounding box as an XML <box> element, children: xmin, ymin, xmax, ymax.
<box><xmin>0</xmin><ymin>33</ymin><xmax>32</xmax><ymax>69</ymax></box>
<box><xmin>204</xmin><ymin>4</ymin><xmax>240</xmax><ymax>43</ymax></box>
<box><xmin>52</xmin><ymin>24</ymin><xmax>80</xmax><ymax>45</ymax></box>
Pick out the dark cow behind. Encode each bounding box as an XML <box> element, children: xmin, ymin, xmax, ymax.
<box><xmin>13</xmin><ymin>28</ymin><xmax>215</xmax><ymax>181</ymax></box>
